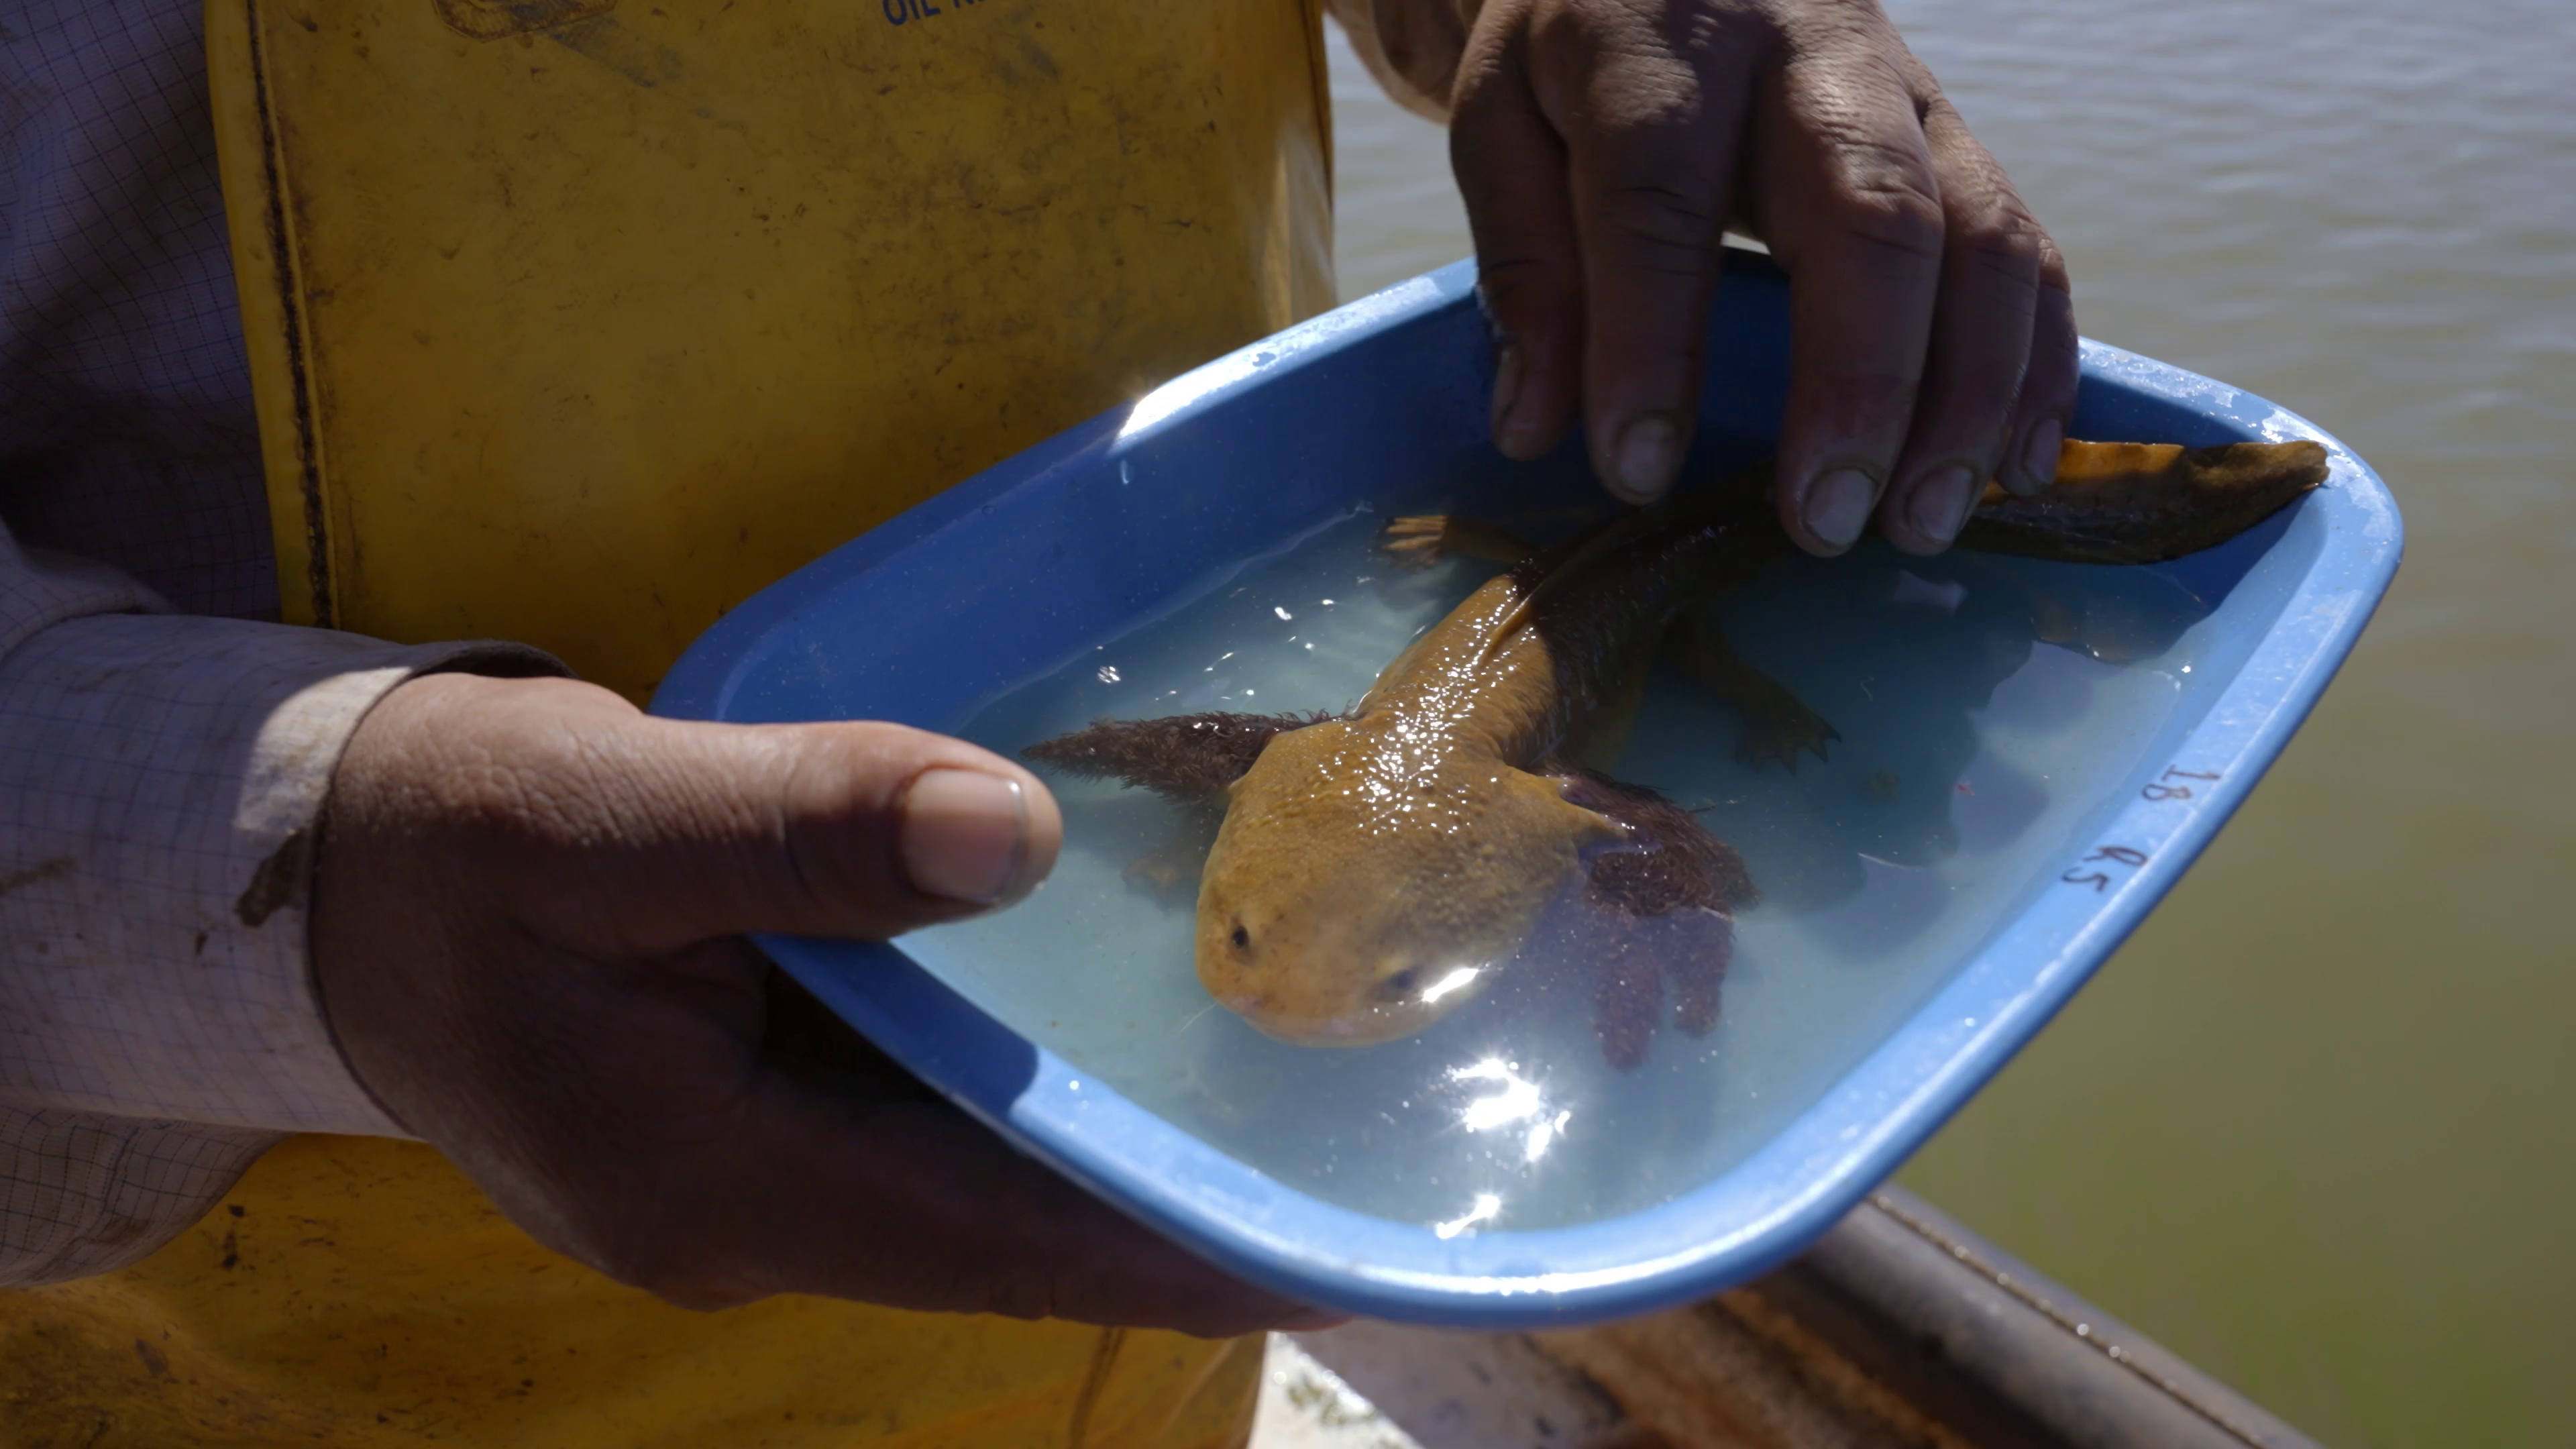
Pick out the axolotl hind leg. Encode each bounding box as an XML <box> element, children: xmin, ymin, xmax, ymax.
<box><xmin>1380</xmin><ymin>514</ymin><xmax>1540</xmax><ymax>568</ymax></box>
<box><xmin>1668</xmin><ymin>611</ymin><xmax>1840</xmax><ymax>772</ymax></box>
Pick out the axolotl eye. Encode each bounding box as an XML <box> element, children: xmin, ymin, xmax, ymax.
<box><xmin>1374</xmin><ymin>967</ymin><xmax>1421</xmax><ymax>1001</ymax></box>
<box><xmin>1230</xmin><ymin>923</ymin><xmax>1251</xmax><ymax>951</ymax></box>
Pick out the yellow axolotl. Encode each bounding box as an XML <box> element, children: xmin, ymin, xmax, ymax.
<box><xmin>1026</xmin><ymin>440</ymin><xmax>2327</xmax><ymax>1068</ymax></box>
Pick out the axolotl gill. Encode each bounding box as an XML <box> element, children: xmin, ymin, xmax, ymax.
<box><xmin>1026</xmin><ymin>441</ymin><xmax>2328</xmax><ymax>1069</ymax></box>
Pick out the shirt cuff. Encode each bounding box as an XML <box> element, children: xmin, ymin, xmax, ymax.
<box><xmin>0</xmin><ymin>612</ymin><xmax>565</xmax><ymax>1136</ymax></box>
<box><xmin>0</xmin><ymin>1107</ymin><xmax>280</xmax><ymax>1287</ymax></box>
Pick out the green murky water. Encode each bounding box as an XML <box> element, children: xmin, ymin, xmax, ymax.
<box><xmin>1323</xmin><ymin>5</ymin><xmax>2576</xmax><ymax>1444</ymax></box>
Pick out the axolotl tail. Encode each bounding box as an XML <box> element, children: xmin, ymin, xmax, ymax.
<box><xmin>1956</xmin><ymin>439</ymin><xmax>2329</xmax><ymax>566</ymax></box>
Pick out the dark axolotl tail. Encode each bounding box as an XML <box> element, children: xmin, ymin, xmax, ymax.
<box><xmin>1956</xmin><ymin>440</ymin><xmax>2329</xmax><ymax>565</ymax></box>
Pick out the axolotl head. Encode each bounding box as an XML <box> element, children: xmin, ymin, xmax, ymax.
<box><xmin>1194</xmin><ymin>719</ymin><xmax>1619</xmax><ymax>1046</ymax></box>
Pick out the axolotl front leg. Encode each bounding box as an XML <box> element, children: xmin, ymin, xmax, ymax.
<box><xmin>1538</xmin><ymin>770</ymin><xmax>1760</xmax><ymax>1071</ymax></box>
<box><xmin>1022</xmin><ymin>709</ymin><xmax>1340</xmax><ymax>897</ymax></box>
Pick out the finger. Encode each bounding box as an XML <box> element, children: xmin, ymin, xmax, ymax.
<box><xmin>1876</xmin><ymin>93</ymin><xmax>2048</xmax><ymax>554</ymax></box>
<box><xmin>1746</xmin><ymin>42</ymin><xmax>1947</xmax><ymax>555</ymax></box>
<box><xmin>1450</xmin><ymin>0</ymin><xmax>1583</xmax><ymax>464</ymax></box>
<box><xmin>654</xmin><ymin>966</ymin><xmax>1321</xmax><ymax>1331</ymax></box>
<box><xmin>1998</xmin><ymin>233</ymin><xmax>2078</xmax><ymax>496</ymax></box>
<box><xmin>1560</xmin><ymin>11</ymin><xmax>1762</xmax><ymax>504</ymax></box>
<box><xmin>370</xmin><ymin>929</ymin><xmax>1325</xmax><ymax>1334</ymax></box>
<box><xmin>670</xmin><ymin>1071</ymin><xmax>1326</xmax><ymax>1334</ymax></box>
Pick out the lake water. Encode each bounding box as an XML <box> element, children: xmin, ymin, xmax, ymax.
<box><xmin>1324</xmin><ymin>4</ymin><xmax>2575</xmax><ymax>1444</ymax></box>
<box><xmin>925</xmin><ymin>500</ymin><xmax>2224</xmax><ymax>1233</ymax></box>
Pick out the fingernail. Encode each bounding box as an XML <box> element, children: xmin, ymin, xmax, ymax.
<box><xmin>900</xmin><ymin>769</ymin><xmax>1030</xmax><ymax>906</ymax></box>
<box><xmin>1908</xmin><ymin>464</ymin><xmax>1978</xmax><ymax>544</ymax></box>
<box><xmin>1803</xmin><ymin>468</ymin><xmax>1877</xmax><ymax>549</ymax></box>
<box><xmin>1489</xmin><ymin>342</ymin><xmax>1525</xmax><ymax>445</ymax></box>
<box><xmin>2022</xmin><ymin>418</ymin><xmax>2063</xmax><ymax>489</ymax></box>
<box><xmin>1611</xmin><ymin>414</ymin><xmax>1682</xmax><ymax>502</ymax></box>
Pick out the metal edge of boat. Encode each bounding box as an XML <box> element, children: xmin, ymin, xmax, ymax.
<box><xmin>1260</xmin><ymin>1185</ymin><xmax>2323</xmax><ymax>1449</ymax></box>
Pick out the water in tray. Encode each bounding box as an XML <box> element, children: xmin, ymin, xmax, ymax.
<box><xmin>904</xmin><ymin>498</ymin><xmax>2214</xmax><ymax>1234</ymax></box>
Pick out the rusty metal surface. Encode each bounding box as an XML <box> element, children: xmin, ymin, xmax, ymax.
<box><xmin>1749</xmin><ymin>1189</ymin><xmax>2326</xmax><ymax>1449</ymax></box>
<box><xmin>1289</xmin><ymin>1187</ymin><xmax>2326</xmax><ymax>1449</ymax></box>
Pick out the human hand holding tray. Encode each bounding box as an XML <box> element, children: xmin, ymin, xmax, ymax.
<box><xmin>652</xmin><ymin>253</ymin><xmax>2400</xmax><ymax>1326</ymax></box>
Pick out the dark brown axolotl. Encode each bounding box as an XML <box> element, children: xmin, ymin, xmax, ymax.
<box><xmin>1026</xmin><ymin>441</ymin><xmax>2328</xmax><ymax>1069</ymax></box>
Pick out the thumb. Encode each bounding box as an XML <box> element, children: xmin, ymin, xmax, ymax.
<box><xmin>591</xmin><ymin>709</ymin><xmax>1066</xmax><ymax>951</ymax></box>
<box><xmin>356</xmin><ymin>675</ymin><xmax>1064</xmax><ymax>951</ymax></box>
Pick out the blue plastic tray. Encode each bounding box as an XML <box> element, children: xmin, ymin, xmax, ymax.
<box><xmin>654</xmin><ymin>254</ymin><xmax>2400</xmax><ymax>1326</ymax></box>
